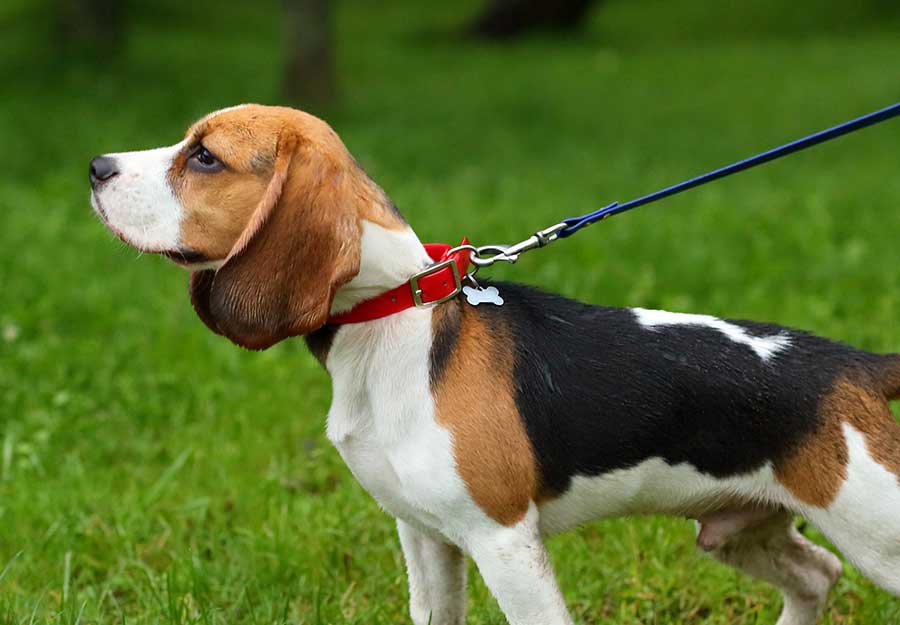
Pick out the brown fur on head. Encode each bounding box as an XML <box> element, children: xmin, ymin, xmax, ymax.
<box><xmin>90</xmin><ymin>104</ymin><xmax>406</xmax><ymax>350</ymax></box>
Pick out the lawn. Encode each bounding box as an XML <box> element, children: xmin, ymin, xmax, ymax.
<box><xmin>1</xmin><ymin>0</ymin><xmax>899</xmax><ymax>623</ymax></box>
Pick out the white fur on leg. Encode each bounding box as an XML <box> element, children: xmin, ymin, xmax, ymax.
<box><xmin>798</xmin><ymin>424</ymin><xmax>900</xmax><ymax>596</ymax></box>
<box><xmin>466</xmin><ymin>504</ymin><xmax>574</xmax><ymax>625</ymax></box>
<box><xmin>711</xmin><ymin>513</ymin><xmax>841</xmax><ymax>625</ymax></box>
<box><xmin>397</xmin><ymin>520</ymin><xmax>467</xmax><ymax>625</ymax></box>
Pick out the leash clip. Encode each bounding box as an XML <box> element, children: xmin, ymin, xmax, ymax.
<box><xmin>454</xmin><ymin>222</ymin><xmax>568</xmax><ymax>272</ymax></box>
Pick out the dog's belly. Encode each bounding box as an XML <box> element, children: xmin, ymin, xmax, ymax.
<box><xmin>537</xmin><ymin>456</ymin><xmax>776</xmax><ymax>535</ymax></box>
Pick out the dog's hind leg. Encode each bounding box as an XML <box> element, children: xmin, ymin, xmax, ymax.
<box><xmin>703</xmin><ymin>511</ymin><xmax>842</xmax><ymax>625</ymax></box>
<box><xmin>799</xmin><ymin>420</ymin><xmax>900</xmax><ymax>597</ymax></box>
<box><xmin>783</xmin><ymin>376</ymin><xmax>900</xmax><ymax>597</ymax></box>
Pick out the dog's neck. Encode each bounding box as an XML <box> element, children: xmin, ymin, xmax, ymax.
<box><xmin>312</xmin><ymin>220</ymin><xmax>434</xmax><ymax>440</ymax></box>
<box><xmin>330</xmin><ymin>220</ymin><xmax>431</xmax><ymax>314</ymax></box>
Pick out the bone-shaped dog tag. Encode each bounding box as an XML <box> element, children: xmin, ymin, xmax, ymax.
<box><xmin>463</xmin><ymin>285</ymin><xmax>504</xmax><ymax>306</ymax></box>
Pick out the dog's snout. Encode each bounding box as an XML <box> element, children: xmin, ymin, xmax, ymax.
<box><xmin>89</xmin><ymin>155</ymin><xmax>120</xmax><ymax>188</ymax></box>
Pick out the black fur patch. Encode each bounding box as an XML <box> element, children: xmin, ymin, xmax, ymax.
<box><xmin>430</xmin><ymin>298</ymin><xmax>462</xmax><ymax>386</ymax></box>
<box><xmin>305</xmin><ymin>324</ymin><xmax>339</xmax><ymax>366</ymax></box>
<box><xmin>472</xmin><ymin>281</ymin><xmax>884</xmax><ymax>497</ymax></box>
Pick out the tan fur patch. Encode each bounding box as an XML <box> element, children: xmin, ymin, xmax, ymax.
<box><xmin>173</xmin><ymin>104</ymin><xmax>404</xmax><ymax>260</ymax></box>
<box><xmin>186</xmin><ymin>111</ymin><xmax>364</xmax><ymax>349</ymax></box>
<box><xmin>431</xmin><ymin>303</ymin><xmax>539</xmax><ymax>526</ymax></box>
<box><xmin>835</xmin><ymin>380</ymin><xmax>900</xmax><ymax>480</ymax></box>
<box><xmin>776</xmin><ymin>377</ymin><xmax>900</xmax><ymax>507</ymax></box>
<box><xmin>179</xmin><ymin>170</ymin><xmax>270</xmax><ymax>259</ymax></box>
<box><xmin>774</xmin><ymin>410</ymin><xmax>848</xmax><ymax>508</ymax></box>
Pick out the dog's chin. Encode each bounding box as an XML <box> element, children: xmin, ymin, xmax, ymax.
<box><xmin>91</xmin><ymin>194</ymin><xmax>122</xmax><ymax>239</ymax></box>
<box><xmin>91</xmin><ymin>194</ymin><xmax>150</xmax><ymax>251</ymax></box>
<box><xmin>90</xmin><ymin>192</ymin><xmax>106</xmax><ymax>220</ymax></box>
<box><xmin>161</xmin><ymin>250</ymin><xmax>223</xmax><ymax>272</ymax></box>
<box><xmin>92</xmin><ymin>194</ymin><xmax>223</xmax><ymax>272</ymax></box>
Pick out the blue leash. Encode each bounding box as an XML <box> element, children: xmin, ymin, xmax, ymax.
<box><xmin>558</xmin><ymin>102</ymin><xmax>900</xmax><ymax>238</ymax></box>
<box><xmin>461</xmin><ymin>101</ymin><xmax>900</xmax><ymax>271</ymax></box>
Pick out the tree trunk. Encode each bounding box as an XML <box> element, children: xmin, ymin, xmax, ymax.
<box><xmin>55</xmin><ymin>0</ymin><xmax>125</xmax><ymax>53</ymax></box>
<box><xmin>283</xmin><ymin>0</ymin><xmax>336</xmax><ymax>111</ymax></box>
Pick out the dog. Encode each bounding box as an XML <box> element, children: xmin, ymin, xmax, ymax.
<box><xmin>89</xmin><ymin>104</ymin><xmax>900</xmax><ymax>625</ymax></box>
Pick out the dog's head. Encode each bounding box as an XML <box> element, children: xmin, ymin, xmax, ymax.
<box><xmin>90</xmin><ymin>104</ymin><xmax>405</xmax><ymax>350</ymax></box>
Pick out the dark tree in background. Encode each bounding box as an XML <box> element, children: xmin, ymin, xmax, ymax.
<box><xmin>469</xmin><ymin>0</ymin><xmax>600</xmax><ymax>39</ymax></box>
<box><xmin>283</xmin><ymin>0</ymin><xmax>336</xmax><ymax>110</ymax></box>
<box><xmin>54</xmin><ymin>0</ymin><xmax>125</xmax><ymax>53</ymax></box>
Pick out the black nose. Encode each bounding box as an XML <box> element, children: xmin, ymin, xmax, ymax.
<box><xmin>89</xmin><ymin>155</ymin><xmax>119</xmax><ymax>187</ymax></box>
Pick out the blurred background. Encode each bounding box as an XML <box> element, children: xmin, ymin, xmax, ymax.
<box><xmin>1</xmin><ymin>1</ymin><xmax>899</xmax><ymax>623</ymax></box>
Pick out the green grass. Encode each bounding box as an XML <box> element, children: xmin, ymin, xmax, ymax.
<box><xmin>2</xmin><ymin>0</ymin><xmax>900</xmax><ymax>622</ymax></box>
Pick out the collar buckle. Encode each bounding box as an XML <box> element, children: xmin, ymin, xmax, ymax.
<box><xmin>410</xmin><ymin>259</ymin><xmax>462</xmax><ymax>308</ymax></box>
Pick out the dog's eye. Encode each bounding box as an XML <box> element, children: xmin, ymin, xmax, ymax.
<box><xmin>188</xmin><ymin>146</ymin><xmax>224</xmax><ymax>173</ymax></box>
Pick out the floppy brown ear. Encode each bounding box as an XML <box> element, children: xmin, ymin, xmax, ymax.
<box><xmin>189</xmin><ymin>269</ymin><xmax>223</xmax><ymax>338</ymax></box>
<box><xmin>189</xmin><ymin>136</ymin><xmax>361</xmax><ymax>350</ymax></box>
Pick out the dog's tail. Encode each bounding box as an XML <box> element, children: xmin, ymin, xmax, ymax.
<box><xmin>876</xmin><ymin>354</ymin><xmax>900</xmax><ymax>401</ymax></box>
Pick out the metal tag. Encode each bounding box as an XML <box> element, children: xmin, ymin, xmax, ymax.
<box><xmin>463</xmin><ymin>285</ymin><xmax>504</xmax><ymax>306</ymax></box>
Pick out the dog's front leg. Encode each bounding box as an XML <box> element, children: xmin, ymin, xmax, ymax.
<box><xmin>397</xmin><ymin>520</ymin><xmax>467</xmax><ymax>625</ymax></box>
<box><xmin>466</xmin><ymin>508</ymin><xmax>574</xmax><ymax>625</ymax></box>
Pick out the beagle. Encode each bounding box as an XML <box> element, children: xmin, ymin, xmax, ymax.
<box><xmin>89</xmin><ymin>104</ymin><xmax>900</xmax><ymax>625</ymax></box>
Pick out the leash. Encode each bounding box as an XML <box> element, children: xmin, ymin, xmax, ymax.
<box><xmin>457</xmin><ymin>101</ymin><xmax>900</xmax><ymax>274</ymax></box>
<box><xmin>329</xmin><ymin>101</ymin><xmax>900</xmax><ymax>322</ymax></box>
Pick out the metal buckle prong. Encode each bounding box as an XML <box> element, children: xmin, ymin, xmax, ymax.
<box><xmin>410</xmin><ymin>259</ymin><xmax>462</xmax><ymax>308</ymax></box>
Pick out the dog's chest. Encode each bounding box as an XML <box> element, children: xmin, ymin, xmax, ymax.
<box><xmin>323</xmin><ymin>312</ymin><xmax>470</xmax><ymax>530</ymax></box>
<box><xmin>329</xmin><ymin>418</ymin><xmax>463</xmax><ymax>531</ymax></box>
<box><xmin>331</xmin><ymin>431</ymin><xmax>423</xmax><ymax>523</ymax></box>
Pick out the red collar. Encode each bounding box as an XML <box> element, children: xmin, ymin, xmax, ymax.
<box><xmin>327</xmin><ymin>240</ymin><xmax>471</xmax><ymax>325</ymax></box>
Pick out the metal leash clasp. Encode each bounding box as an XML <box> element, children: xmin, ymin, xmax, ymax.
<box><xmin>448</xmin><ymin>222</ymin><xmax>568</xmax><ymax>280</ymax></box>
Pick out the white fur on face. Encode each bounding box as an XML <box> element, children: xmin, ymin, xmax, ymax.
<box><xmin>90</xmin><ymin>141</ymin><xmax>186</xmax><ymax>253</ymax></box>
